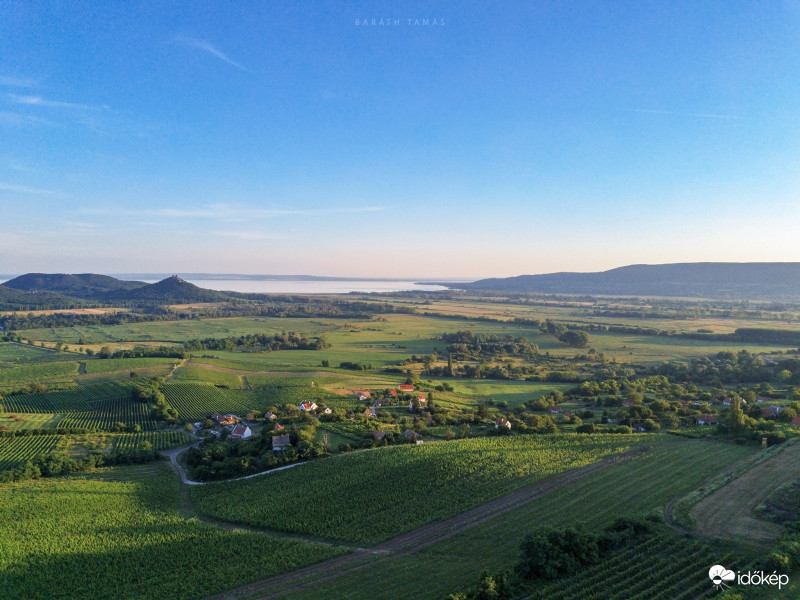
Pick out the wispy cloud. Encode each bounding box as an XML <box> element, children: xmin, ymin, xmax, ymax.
<box><xmin>623</xmin><ymin>108</ymin><xmax>741</xmax><ymax>120</ymax></box>
<box><xmin>82</xmin><ymin>203</ymin><xmax>387</xmax><ymax>220</ymax></box>
<box><xmin>214</xmin><ymin>231</ymin><xmax>291</xmax><ymax>240</ymax></box>
<box><xmin>0</xmin><ymin>182</ymin><xmax>65</xmax><ymax>197</ymax></box>
<box><xmin>0</xmin><ymin>76</ymin><xmax>38</xmax><ymax>88</ymax></box>
<box><xmin>0</xmin><ymin>110</ymin><xmax>54</xmax><ymax>127</ymax></box>
<box><xmin>173</xmin><ymin>35</ymin><xmax>247</xmax><ymax>71</ymax></box>
<box><xmin>7</xmin><ymin>93</ymin><xmax>110</xmax><ymax>111</ymax></box>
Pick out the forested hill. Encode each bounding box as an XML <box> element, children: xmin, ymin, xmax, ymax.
<box><xmin>447</xmin><ymin>263</ymin><xmax>800</xmax><ymax>300</ymax></box>
<box><xmin>0</xmin><ymin>274</ymin><xmax>229</xmax><ymax>308</ymax></box>
<box><xmin>4</xmin><ymin>273</ymin><xmax>146</xmax><ymax>299</ymax></box>
<box><xmin>0</xmin><ymin>285</ymin><xmax>87</xmax><ymax>310</ymax></box>
<box><xmin>100</xmin><ymin>275</ymin><xmax>231</xmax><ymax>303</ymax></box>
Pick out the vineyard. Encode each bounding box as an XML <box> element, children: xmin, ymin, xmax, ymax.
<box><xmin>111</xmin><ymin>431</ymin><xmax>193</xmax><ymax>451</ymax></box>
<box><xmin>522</xmin><ymin>531</ymin><xmax>740</xmax><ymax>600</ymax></box>
<box><xmin>191</xmin><ymin>434</ymin><xmax>640</xmax><ymax>544</ymax></box>
<box><xmin>0</xmin><ymin>435</ymin><xmax>61</xmax><ymax>470</ymax></box>
<box><xmin>0</xmin><ymin>462</ymin><xmax>346</xmax><ymax>600</ymax></box>
<box><xmin>0</xmin><ymin>361</ymin><xmax>79</xmax><ymax>386</ymax></box>
<box><xmin>0</xmin><ymin>382</ymin><xmax>134</xmax><ymax>413</ymax></box>
<box><xmin>278</xmin><ymin>438</ymin><xmax>760</xmax><ymax>600</ymax></box>
<box><xmin>162</xmin><ymin>383</ymin><xmax>256</xmax><ymax>421</ymax></box>
<box><xmin>59</xmin><ymin>397</ymin><xmax>161</xmax><ymax>431</ymax></box>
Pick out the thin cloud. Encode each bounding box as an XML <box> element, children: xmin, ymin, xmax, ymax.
<box><xmin>214</xmin><ymin>231</ymin><xmax>291</xmax><ymax>240</ymax></box>
<box><xmin>0</xmin><ymin>76</ymin><xmax>37</xmax><ymax>88</ymax></box>
<box><xmin>173</xmin><ymin>35</ymin><xmax>247</xmax><ymax>71</ymax></box>
<box><xmin>7</xmin><ymin>94</ymin><xmax>110</xmax><ymax>111</ymax></box>
<box><xmin>0</xmin><ymin>182</ymin><xmax>65</xmax><ymax>197</ymax></box>
<box><xmin>623</xmin><ymin>108</ymin><xmax>741</xmax><ymax>120</ymax></box>
<box><xmin>0</xmin><ymin>110</ymin><xmax>54</xmax><ymax>127</ymax></box>
<box><xmin>82</xmin><ymin>203</ymin><xmax>387</xmax><ymax>219</ymax></box>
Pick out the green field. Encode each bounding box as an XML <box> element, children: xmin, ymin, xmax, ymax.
<box><xmin>0</xmin><ymin>462</ymin><xmax>346</xmax><ymax>600</ymax></box>
<box><xmin>191</xmin><ymin>434</ymin><xmax>640</xmax><ymax>544</ymax></box>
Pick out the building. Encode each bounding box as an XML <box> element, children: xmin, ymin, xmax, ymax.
<box><xmin>398</xmin><ymin>384</ymin><xmax>414</xmax><ymax>392</ymax></box>
<box><xmin>298</xmin><ymin>401</ymin><xmax>318</xmax><ymax>412</ymax></box>
<box><xmin>696</xmin><ymin>414</ymin><xmax>718</xmax><ymax>425</ymax></box>
<box><xmin>272</xmin><ymin>434</ymin><xmax>291</xmax><ymax>450</ymax></box>
<box><xmin>230</xmin><ymin>424</ymin><xmax>252</xmax><ymax>439</ymax></box>
<box><xmin>495</xmin><ymin>417</ymin><xmax>511</xmax><ymax>430</ymax></box>
<box><xmin>403</xmin><ymin>429</ymin><xmax>423</xmax><ymax>445</ymax></box>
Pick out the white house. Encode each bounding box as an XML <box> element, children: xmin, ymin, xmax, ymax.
<box><xmin>230</xmin><ymin>424</ymin><xmax>252</xmax><ymax>439</ymax></box>
<box><xmin>298</xmin><ymin>401</ymin><xmax>318</xmax><ymax>412</ymax></box>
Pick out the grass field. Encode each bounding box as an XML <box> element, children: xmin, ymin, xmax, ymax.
<box><xmin>0</xmin><ymin>462</ymin><xmax>346</xmax><ymax>600</ymax></box>
<box><xmin>191</xmin><ymin>434</ymin><xmax>641</xmax><ymax>544</ymax></box>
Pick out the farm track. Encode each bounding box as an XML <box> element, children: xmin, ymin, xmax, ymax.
<box><xmin>691</xmin><ymin>441</ymin><xmax>800</xmax><ymax>545</ymax></box>
<box><xmin>202</xmin><ymin>446</ymin><xmax>649</xmax><ymax>600</ymax></box>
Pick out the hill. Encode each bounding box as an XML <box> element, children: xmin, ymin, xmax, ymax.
<box><xmin>0</xmin><ymin>285</ymin><xmax>87</xmax><ymax>311</ymax></box>
<box><xmin>102</xmin><ymin>275</ymin><xmax>231</xmax><ymax>303</ymax></box>
<box><xmin>4</xmin><ymin>273</ymin><xmax>146</xmax><ymax>299</ymax></box>
<box><xmin>446</xmin><ymin>263</ymin><xmax>800</xmax><ymax>300</ymax></box>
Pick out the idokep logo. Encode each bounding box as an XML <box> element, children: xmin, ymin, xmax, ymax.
<box><xmin>708</xmin><ymin>564</ymin><xmax>791</xmax><ymax>592</ymax></box>
<box><xmin>709</xmin><ymin>565</ymin><xmax>735</xmax><ymax>590</ymax></box>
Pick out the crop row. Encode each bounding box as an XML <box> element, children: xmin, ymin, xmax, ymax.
<box><xmin>162</xmin><ymin>383</ymin><xmax>254</xmax><ymax>421</ymax></box>
<box><xmin>0</xmin><ymin>361</ymin><xmax>80</xmax><ymax>386</ymax></box>
<box><xmin>0</xmin><ymin>435</ymin><xmax>61</xmax><ymax>470</ymax></box>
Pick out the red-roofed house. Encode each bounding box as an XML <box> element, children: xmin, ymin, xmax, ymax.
<box><xmin>298</xmin><ymin>401</ymin><xmax>318</xmax><ymax>412</ymax></box>
<box><xmin>548</xmin><ymin>405</ymin><xmax>563</xmax><ymax>414</ymax></box>
<box><xmin>722</xmin><ymin>397</ymin><xmax>732</xmax><ymax>406</ymax></box>
<box><xmin>230</xmin><ymin>424</ymin><xmax>252</xmax><ymax>439</ymax></box>
<box><xmin>273</xmin><ymin>422</ymin><xmax>285</xmax><ymax>431</ymax></box>
<box><xmin>355</xmin><ymin>391</ymin><xmax>370</xmax><ymax>401</ymax></box>
<box><xmin>389</xmin><ymin>389</ymin><xmax>397</xmax><ymax>396</ymax></box>
<box><xmin>696</xmin><ymin>414</ymin><xmax>718</xmax><ymax>425</ymax></box>
<box><xmin>398</xmin><ymin>384</ymin><xmax>414</xmax><ymax>392</ymax></box>
<box><xmin>417</xmin><ymin>395</ymin><xmax>427</xmax><ymax>404</ymax></box>
<box><xmin>495</xmin><ymin>417</ymin><xmax>511</xmax><ymax>430</ymax></box>
<box><xmin>761</xmin><ymin>406</ymin><xmax>782</xmax><ymax>418</ymax></box>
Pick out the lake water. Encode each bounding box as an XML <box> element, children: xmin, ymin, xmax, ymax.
<box><xmin>152</xmin><ymin>279</ymin><xmax>451</xmax><ymax>294</ymax></box>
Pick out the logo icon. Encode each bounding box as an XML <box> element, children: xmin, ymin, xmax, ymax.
<box><xmin>709</xmin><ymin>565</ymin><xmax>735</xmax><ymax>590</ymax></box>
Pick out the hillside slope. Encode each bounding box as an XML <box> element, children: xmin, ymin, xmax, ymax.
<box><xmin>450</xmin><ymin>263</ymin><xmax>800</xmax><ymax>300</ymax></box>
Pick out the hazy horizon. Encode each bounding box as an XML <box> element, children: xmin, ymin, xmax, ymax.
<box><xmin>2</xmin><ymin>2</ymin><xmax>799</xmax><ymax>277</ymax></box>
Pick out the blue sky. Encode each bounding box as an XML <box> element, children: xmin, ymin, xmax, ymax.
<box><xmin>1</xmin><ymin>1</ymin><xmax>799</xmax><ymax>278</ymax></box>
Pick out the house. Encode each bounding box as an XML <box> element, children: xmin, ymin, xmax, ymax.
<box><xmin>761</xmin><ymin>406</ymin><xmax>782</xmax><ymax>418</ymax></box>
<box><xmin>398</xmin><ymin>384</ymin><xmax>414</xmax><ymax>392</ymax></box>
<box><xmin>355</xmin><ymin>392</ymin><xmax>370</xmax><ymax>402</ymax></box>
<box><xmin>389</xmin><ymin>389</ymin><xmax>397</xmax><ymax>397</ymax></box>
<box><xmin>757</xmin><ymin>395</ymin><xmax>770</xmax><ymax>403</ymax></box>
<box><xmin>273</xmin><ymin>422</ymin><xmax>285</xmax><ymax>431</ymax></box>
<box><xmin>211</xmin><ymin>412</ymin><xmax>223</xmax><ymax>423</ymax></box>
<box><xmin>622</xmin><ymin>400</ymin><xmax>636</xmax><ymax>407</ymax></box>
<box><xmin>373</xmin><ymin>430</ymin><xmax>386</xmax><ymax>440</ymax></box>
<box><xmin>216</xmin><ymin>414</ymin><xmax>239</xmax><ymax>426</ymax></box>
<box><xmin>548</xmin><ymin>405</ymin><xmax>563</xmax><ymax>414</ymax></box>
<box><xmin>272</xmin><ymin>434</ymin><xmax>291</xmax><ymax>450</ymax></box>
<box><xmin>230</xmin><ymin>424</ymin><xmax>252</xmax><ymax>439</ymax></box>
<box><xmin>722</xmin><ymin>397</ymin><xmax>732</xmax><ymax>406</ymax></box>
<box><xmin>403</xmin><ymin>429</ymin><xmax>423</xmax><ymax>445</ymax></box>
<box><xmin>322</xmin><ymin>407</ymin><xmax>332</xmax><ymax>415</ymax></box>
<box><xmin>363</xmin><ymin>408</ymin><xmax>373</xmax><ymax>418</ymax></box>
<box><xmin>298</xmin><ymin>401</ymin><xmax>318</xmax><ymax>412</ymax></box>
<box><xmin>791</xmin><ymin>417</ymin><xmax>800</xmax><ymax>427</ymax></box>
<box><xmin>265</xmin><ymin>412</ymin><xmax>277</xmax><ymax>420</ymax></box>
<box><xmin>495</xmin><ymin>417</ymin><xmax>511</xmax><ymax>430</ymax></box>
<box><xmin>417</xmin><ymin>395</ymin><xmax>427</xmax><ymax>404</ymax></box>
<box><xmin>696</xmin><ymin>414</ymin><xmax>718</xmax><ymax>425</ymax></box>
